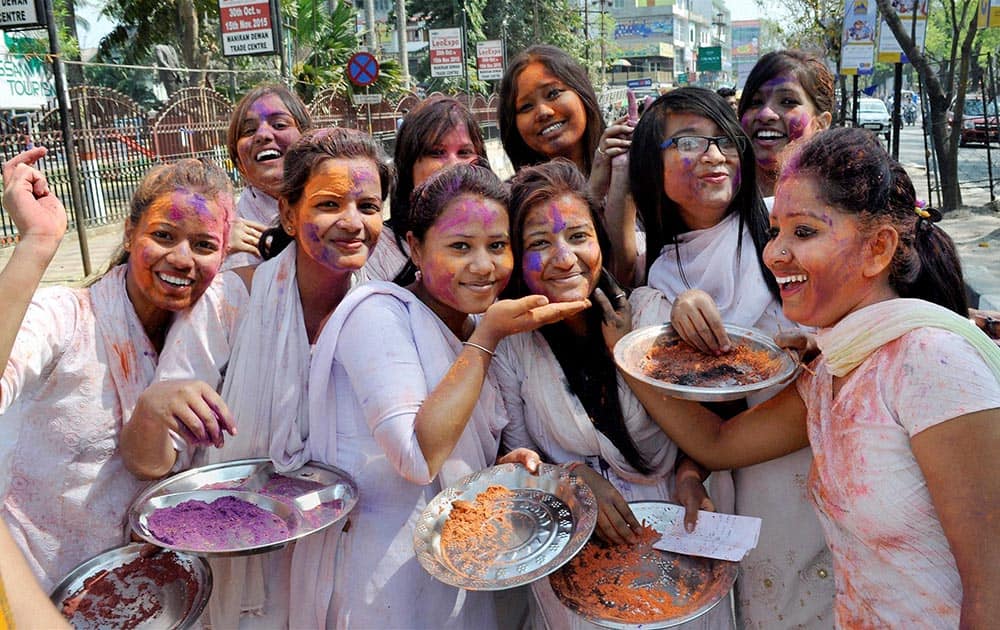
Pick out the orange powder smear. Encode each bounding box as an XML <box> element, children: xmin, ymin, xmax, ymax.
<box><xmin>550</xmin><ymin>523</ymin><xmax>693</xmax><ymax>624</ymax></box>
<box><xmin>641</xmin><ymin>337</ymin><xmax>783</xmax><ymax>387</ymax></box>
<box><xmin>440</xmin><ymin>485</ymin><xmax>515</xmax><ymax>572</ymax></box>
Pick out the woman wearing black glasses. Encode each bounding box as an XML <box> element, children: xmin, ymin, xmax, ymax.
<box><xmin>626</xmin><ymin>87</ymin><xmax>835</xmax><ymax>629</ymax></box>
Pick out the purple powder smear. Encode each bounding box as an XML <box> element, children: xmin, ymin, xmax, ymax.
<box><xmin>203</xmin><ymin>473</ymin><xmax>345</xmax><ymax>532</ymax></box>
<box><xmin>148</xmin><ymin>496</ymin><xmax>290</xmax><ymax>550</ymax></box>
<box><xmin>525</xmin><ymin>251</ymin><xmax>543</xmax><ymax>272</ymax></box>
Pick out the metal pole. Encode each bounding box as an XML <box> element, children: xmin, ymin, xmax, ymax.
<box><xmin>984</xmin><ymin>53</ymin><xmax>996</xmax><ymax>203</ymax></box>
<box><xmin>365</xmin><ymin>0</ymin><xmax>378</xmax><ymax>51</ymax></box>
<box><xmin>395</xmin><ymin>0</ymin><xmax>410</xmax><ymax>88</ymax></box>
<box><xmin>917</xmin><ymin>72</ymin><xmax>940</xmax><ymax>208</ymax></box>
<box><xmin>462</xmin><ymin>0</ymin><xmax>471</xmax><ymax>106</ymax></box>
<box><xmin>42</xmin><ymin>0</ymin><xmax>91</xmax><ymax>275</ymax></box>
<box><xmin>851</xmin><ymin>74</ymin><xmax>859</xmax><ymax>128</ymax></box>
<box><xmin>271</xmin><ymin>0</ymin><xmax>288</xmax><ymax>84</ymax></box>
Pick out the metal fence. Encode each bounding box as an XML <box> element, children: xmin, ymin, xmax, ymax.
<box><xmin>1</xmin><ymin>86</ymin><xmax>503</xmax><ymax>244</ymax></box>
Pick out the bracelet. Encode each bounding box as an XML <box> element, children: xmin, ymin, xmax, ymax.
<box><xmin>462</xmin><ymin>341</ymin><xmax>495</xmax><ymax>357</ymax></box>
<box><xmin>563</xmin><ymin>461</ymin><xmax>587</xmax><ymax>475</ymax></box>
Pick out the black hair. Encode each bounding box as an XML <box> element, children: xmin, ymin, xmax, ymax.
<box><xmin>783</xmin><ymin>127</ymin><xmax>967</xmax><ymax>315</ymax></box>
<box><xmin>716</xmin><ymin>87</ymin><xmax>736</xmax><ymax>98</ymax></box>
<box><xmin>737</xmin><ymin>50</ymin><xmax>835</xmax><ymax>120</ymax></box>
<box><xmin>628</xmin><ymin>87</ymin><xmax>779</xmax><ymax>300</ymax></box>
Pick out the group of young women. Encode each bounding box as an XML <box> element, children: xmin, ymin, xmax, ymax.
<box><xmin>1</xmin><ymin>44</ymin><xmax>997</xmax><ymax>630</ymax></box>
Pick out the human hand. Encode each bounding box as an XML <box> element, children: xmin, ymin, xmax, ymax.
<box><xmin>774</xmin><ymin>330</ymin><xmax>820</xmax><ymax>363</ymax></box>
<box><xmin>496</xmin><ymin>447</ymin><xmax>542</xmax><ymax>474</ymax></box>
<box><xmin>593</xmin><ymin>270</ymin><xmax>631</xmax><ymax>352</ymax></box>
<box><xmin>1</xmin><ymin>147</ymin><xmax>66</xmax><ymax>246</ymax></box>
<box><xmin>474</xmin><ymin>295</ymin><xmax>591</xmax><ymax>348</ymax></box>
<box><xmin>133</xmin><ymin>380</ymin><xmax>236</xmax><ymax>448</ymax></box>
<box><xmin>228</xmin><ymin>218</ymin><xmax>267</xmax><ymax>255</ymax></box>
<box><xmin>672</xmin><ymin>458</ymin><xmax>714</xmax><ymax>533</ymax></box>
<box><xmin>670</xmin><ymin>289</ymin><xmax>731</xmax><ymax>355</ymax></box>
<box><xmin>571</xmin><ymin>463</ymin><xmax>642</xmax><ymax>545</ymax></box>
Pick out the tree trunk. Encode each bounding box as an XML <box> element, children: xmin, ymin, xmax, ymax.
<box><xmin>178</xmin><ymin>0</ymin><xmax>205</xmax><ymax>87</ymax></box>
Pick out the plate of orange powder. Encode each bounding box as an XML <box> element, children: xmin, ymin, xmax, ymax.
<box><xmin>614</xmin><ymin>324</ymin><xmax>799</xmax><ymax>402</ymax></box>
<box><xmin>549</xmin><ymin>501</ymin><xmax>739</xmax><ymax>628</ymax></box>
<box><xmin>413</xmin><ymin>463</ymin><xmax>598</xmax><ymax>590</ymax></box>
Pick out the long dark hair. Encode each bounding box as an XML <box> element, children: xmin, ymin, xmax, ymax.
<box><xmin>628</xmin><ymin>87</ymin><xmax>778</xmax><ymax>300</ymax></box>
<box><xmin>737</xmin><ymin>50</ymin><xmax>835</xmax><ymax>121</ymax></box>
<box><xmin>507</xmin><ymin>160</ymin><xmax>651</xmax><ymax>474</ymax></box>
<box><xmin>783</xmin><ymin>127</ymin><xmax>967</xmax><ymax>315</ymax></box>
<box><xmin>497</xmin><ymin>45</ymin><xmax>604</xmax><ymax>176</ymax></box>
<box><xmin>226</xmin><ymin>84</ymin><xmax>312</xmax><ymax>178</ymax></box>
<box><xmin>259</xmin><ymin>127</ymin><xmax>394</xmax><ymax>259</ymax></box>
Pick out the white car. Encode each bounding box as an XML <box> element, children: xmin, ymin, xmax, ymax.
<box><xmin>856</xmin><ymin>98</ymin><xmax>892</xmax><ymax>140</ymax></box>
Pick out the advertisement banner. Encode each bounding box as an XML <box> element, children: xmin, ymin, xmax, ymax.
<box><xmin>877</xmin><ymin>0</ymin><xmax>928</xmax><ymax>64</ymax></box>
<box><xmin>978</xmin><ymin>0</ymin><xmax>1000</xmax><ymax>28</ymax></box>
<box><xmin>430</xmin><ymin>27</ymin><xmax>463</xmax><ymax>78</ymax></box>
<box><xmin>0</xmin><ymin>41</ymin><xmax>55</xmax><ymax>109</ymax></box>
<box><xmin>841</xmin><ymin>0</ymin><xmax>876</xmax><ymax>75</ymax></box>
<box><xmin>476</xmin><ymin>40</ymin><xmax>503</xmax><ymax>81</ymax></box>
<box><xmin>219</xmin><ymin>0</ymin><xmax>277</xmax><ymax>57</ymax></box>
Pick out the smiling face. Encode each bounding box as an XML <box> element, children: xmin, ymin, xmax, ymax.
<box><xmin>514</xmin><ymin>62</ymin><xmax>588</xmax><ymax>168</ymax></box>
<box><xmin>412</xmin><ymin>124</ymin><xmax>480</xmax><ymax>189</ymax></box>
<box><xmin>764</xmin><ymin>174</ymin><xmax>891</xmax><ymax>328</ymax></box>
<box><xmin>282</xmin><ymin>157</ymin><xmax>383</xmax><ymax>277</ymax></box>
<box><xmin>408</xmin><ymin>194</ymin><xmax>513</xmax><ymax>319</ymax></box>
<box><xmin>125</xmin><ymin>190</ymin><xmax>229</xmax><ymax>325</ymax></box>
<box><xmin>660</xmin><ymin>112</ymin><xmax>740</xmax><ymax>231</ymax></box>
<box><xmin>521</xmin><ymin>193</ymin><xmax>602</xmax><ymax>303</ymax></box>
<box><xmin>235</xmin><ymin>93</ymin><xmax>303</xmax><ymax>196</ymax></box>
<box><xmin>740</xmin><ymin>73</ymin><xmax>831</xmax><ymax>175</ymax></box>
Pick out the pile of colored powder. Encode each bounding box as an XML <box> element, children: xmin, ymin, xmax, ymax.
<box><xmin>550</xmin><ymin>523</ymin><xmax>693</xmax><ymax>624</ymax></box>
<box><xmin>440</xmin><ymin>485</ymin><xmax>516</xmax><ymax>573</ymax></box>
<box><xmin>147</xmin><ymin>496</ymin><xmax>290</xmax><ymax>550</ymax></box>
<box><xmin>641</xmin><ymin>337</ymin><xmax>783</xmax><ymax>387</ymax></box>
<box><xmin>205</xmin><ymin>473</ymin><xmax>344</xmax><ymax>529</ymax></box>
<box><xmin>61</xmin><ymin>552</ymin><xmax>198</xmax><ymax>629</ymax></box>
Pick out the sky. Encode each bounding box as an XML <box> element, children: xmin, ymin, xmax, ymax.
<box><xmin>727</xmin><ymin>0</ymin><xmax>763</xmax><ymax>21</ymax></box>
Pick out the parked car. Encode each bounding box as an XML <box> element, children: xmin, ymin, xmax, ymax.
<box><xmin>959</xmin><ymin>100</ymin><xmax>1000</xmax><ymax>146</ymax></box>
<box><xmin>856</xmin><ymin>98</ymin><xmax>892</xmax><ymax>140</ymax></box>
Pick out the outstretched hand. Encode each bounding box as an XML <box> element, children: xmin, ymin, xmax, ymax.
<box><xmin>672</xmin><ymin>458</ymin><xmax>715</xmax><ymax>533</ymax></box>
<box><xmin>593</xmin><ymin>270</ymin><xmax>631</xmax><ymax>353</ymax></box>
<box><xmin>670</xmin><ymin>289</ymin><xmax>732</xmax><ymax>355</ymax></box>
<box><xmin>476</xmin><ymin>295</ymin><xmax>591</xmax><ymax>348</ymax></box>
<box><xmin>2</xmin><ymin>147</ymin><xmax>67</xmax><ymax>244</ymax></box>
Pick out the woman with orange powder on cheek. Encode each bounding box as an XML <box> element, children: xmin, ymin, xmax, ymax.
<box><xmin>627</xmin><ymin>128</ymin><xmax>1000</xmax><ymax>628</ymax></box>
<box><xmin>0</xmin><ymin>148</ymin><xmax>233</xmax><ymax>590</ymax></box>
<box><xmin>121</xmin><ymin>128</ymin><xmax>393</xmax><ymax>628</ymax></box>
<box><xmin>297</xmin><ymin>164</ymin><xmax>588</xmax><ymax>628</ymax></box>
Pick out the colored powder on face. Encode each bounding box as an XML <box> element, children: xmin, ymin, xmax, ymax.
<box><xmin>640</xmin><ymin>337</ymin><xmax>784</xmax><ymax>387</ymax></box>
<box><xmin>525</xmin><ymin>251</ymin><xmax>543</xmax><ymax>272</ymax></box>
<box><xmin>147</xmin><ymin>496</ymin><xmax>291</xmax><ymax>550</ymax></box>
<box><xmin>440</xmin><ymin>485</ymin><xmax>517</xmax><ymax>573</ymax></box>
<box><xmin>350</xmin><ymin>166</ymin><xmax>377</xmax><ymax>192</ymax></box>
<box><xmin>549</xmin><ymin>203</ymin><xmax>567</xmax><ymax>232</ymax></box>
<box><xmin>786</xmin><ymin>113</ymin><xmax>810</xmax><ymax>141</ymax></box>
<box><xmin>60</xmin><ymin>552</ymin><xmax>199</xmax><ymax>630</ymax></box>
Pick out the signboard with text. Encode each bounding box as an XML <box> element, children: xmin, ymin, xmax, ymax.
<box><xmin>1</xmin><ymin>39</ymin><xmax>55</xmax><ymax>109</ymax></box>
<box><xmin>476</xmin><ymin>40</ymin><xmax>503</xmax><ymax>81</ymax></box>
<box><xmin>430</xmin><ymin>28</ymin><xmax>463</xmax><ymax>78</ymax></box>
<box><xmin>877</xmin><ymin>0</ymin><xmax>928</xmax><ymax>63</ymax></box>
<box><xmin>841</xmin><ymin>0</ymin><xmax>876</xmax><ymax>75</ymax></box>
<box><xmin>696</xmin><ymin>46</ymin><xmax>722</xmax><ymax>72</ymax></box>
<box><xmin>0</xmin><ymin>0</ymin><xmax>43</xmax><ymax>30</ymax></box>
<box><xmin>219</xmin><ymin>0</ymin><xmax>277</xmax><ymax>57</ymax></box>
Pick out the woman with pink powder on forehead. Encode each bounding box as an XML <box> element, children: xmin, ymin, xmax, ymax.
<box><xmin>0</xmin><ymin>148</ymin><xmax>233</xmax><ymax>590</ymax></box>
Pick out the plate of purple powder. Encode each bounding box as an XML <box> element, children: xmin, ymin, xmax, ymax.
<box><xmin>129</xmin><ymin>459</ymin><xmax>358</xmax><ymax>556</ymax></box>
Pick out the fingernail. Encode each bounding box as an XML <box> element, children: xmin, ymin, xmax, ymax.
<box><xmin>685</xmin><ymin>521</ymin><xmax>695</xmax><ymax>533</ymax></box>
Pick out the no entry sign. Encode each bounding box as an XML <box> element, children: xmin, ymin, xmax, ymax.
<box><xmin>347</xmin><ymin>52</ymin><xmax>380</xmax><ymax>87</ymax></box>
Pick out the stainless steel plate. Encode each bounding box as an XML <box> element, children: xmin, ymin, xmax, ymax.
<box><xmin>413</xmin><ymin>463</ymin><xmax>597</xmax><ymax>591</ymax></box>
<box><xmin>614</xmin><ymin>324</ymin><xmax>800</xmax><ymax>402</ymax></box>
<box><xmin>50</xmin><ymin>543</ymin><xmax>211</xmax><ymax>630</ymax></box>
<box><xmin>549</xmin><ymin>501</ymin><xmax>739</xmax><ymax>629</ymax></box>
<box><xmin>129</xmin><ymin>458</ymin><xmax>358</xmax><ymax>557</ymax></box>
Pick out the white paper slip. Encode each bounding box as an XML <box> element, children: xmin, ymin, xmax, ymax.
<box><xmin>651</xmin><ymin>510</ymin><xmax>762</xmax><ymax>562</ymax></box>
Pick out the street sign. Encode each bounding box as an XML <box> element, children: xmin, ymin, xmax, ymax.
<box><xmin>218</xmin><ymin>0</ymin><xmax>277</xmax><ymax>57</ymax></box>
<box><xmin>0</xmin><ymin>0</ymin><xmax>44</xmax><ymax>30</ymax></box>
<box><xmin>351</xmin><ymin>93</ymin><xmax>383</xmax><ymax>105</ymax></box>
<box><xmin>476</xmin><ymin>40</ymin><xmax>503</xmax><ymax>81</ymax></box>
<box><xmin>347</xmin><ymin>51</ymin><xmax>380</xmax><ymax>87</ymax></box>
<box><xmin>627</xmin><ymin>77</ymin><xmax>653</xmax><ymax>88</ymax></box>
<box><xmin>697</xmin><ymin>46</ymin><xmax>722</xmax><ymax>72</ymax></box>
<box><xmin>430</xmin><ymin>28</ymin><xmax>463</xmax><ymax>78</ymax></box>
<box><xmin>677</xmin><ymin>72</ymin><xmax>688</xmax><ymax>85</ymax></box>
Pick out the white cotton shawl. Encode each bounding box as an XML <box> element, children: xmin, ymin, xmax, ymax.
<box><xmin>646</xmin><ymin>211</ymin><xmax>792</xmax><ymax>335</ymax></box>
<box><xmin>817</xmin><ymin>298</ymin><xmax>1000</xmax><ymax>380</ymax></box>
<box><xmin>298</xmin><ymin>281</ymin><xmax>503</xmax><ymax>628</ymax></box>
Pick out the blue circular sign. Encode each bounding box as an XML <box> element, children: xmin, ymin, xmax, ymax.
<box><xmin>347</xmin><ymin>52</ymin><xmax>380</xmax><ymax>87</ymax></box>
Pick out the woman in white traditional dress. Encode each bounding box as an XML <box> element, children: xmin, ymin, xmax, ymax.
<box><xmin>121</xmin><ymin>127</ymin><xmax>394</xmax><ymax>628</ymax></box>
<box><xmin>627</xmin><ymin>86</ymin><xmax>836</xmax><ymax>628</ymax></box>
<box><xmin>0</xmin><ymin>148</ymin><xmax>233</xmax><ymax>589</ymax></box>
<box><xmin>494</xmin><ymin>159</ymin><xmax>731</xmax><ymax>629</ymax></box>
<box><xmin>302</xmin><ymin>163</ymin><xmax>589</xmax><ymax>628</ymax></box>
<box><xmin>223</xmin><ymin>83</ymin><xmax>311</xmax><ymax>270</ymax></box>
<box><xmin>626</xmin><ymin>127</ymin><xmax>1000</xmax><ymax>628</ymax></box>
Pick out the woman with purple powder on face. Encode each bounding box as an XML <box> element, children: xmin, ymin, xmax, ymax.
<box><xmin>628</xmin><ymin>87</ymin><xmax>836</xmax><ymax>629</ymax></box>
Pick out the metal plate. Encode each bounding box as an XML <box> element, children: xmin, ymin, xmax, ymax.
<box><xmin>549</xmin><ymin>501</ymin><xmax>739</xmax><ymax>629</ymax></box>
<box><xmin>50</xmin><ymin>543</ymin><xmax>211</xmax><ymax>630</ymax></box>
<box><xmin>129</xmin><ymin>458</ymin><xmax>358</xmax><ymax>556</ymax></box>
<box><xmin>614</xmin><ymin>324</ymin><xmax>800</xmax><ymax>402</ymax></box>
<box><xmin>413</xmin><ymin>463</ymin><xmax>597</xmax><ymax>591</ymax></box>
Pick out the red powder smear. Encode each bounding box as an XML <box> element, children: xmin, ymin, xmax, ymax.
<box><xmin>440</xmin><ymin>485</ymin><xmax>516</xmax><ymax>572</ymax></box>
<box><xmin>147</xmin><ymin>496</ymin><xmax>290</xmax><ymax>550</ymax></box>
<box><xmin>60</xmin><ymin>552</ymin><xmax>199</xmax><ymax>629</ymax></box>
<box><xmin>640</xmin><ymin>336</ymin><xmax>783</xmax><ymax>387</ymax></box>
<box><xmin>550</xmin><ymin>524</ymin><xmax>694</xmax><ymax>624</ymax></box>
<box><xmin>111</xmin><ymin>342</ymin><xmax>133</xmax><ymax>381</ymax></box>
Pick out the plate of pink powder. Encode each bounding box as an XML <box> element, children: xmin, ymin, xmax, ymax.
<box><xmin>129</xmin><ymin>459</ymin><xmax>358</xmax><ymax>556</ymax></box>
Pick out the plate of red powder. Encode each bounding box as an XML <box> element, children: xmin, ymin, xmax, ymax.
<box><xmin>413</xmin><ymin>463</ymin><xmax>597</xmax><ymax>590</ymax></box>
<box><xmin>50</xmin><ymin>543</ymin><xmax>211</xmax><ymax>630</ymax></box>
<box><xmin>548</xmin><ymin>501</ymin><xmax>739</xmax><ymax>628</ymax></box>
<box><xmin>129</xmin><ymin>459</ymin><xmax>358</xmax><ymax>556</ymax></box>
<box><xmin>614</xmin><ymin>324</ymin><xmax>799</xmax><ymax>402</ymax></box>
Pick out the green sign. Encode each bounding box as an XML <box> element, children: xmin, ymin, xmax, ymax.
<box><xmin>677</xmin><ymin>72</ymin><xmax>688</xmax><ymax>85</ymax></box>
<box><xmin>697</xmin><ymin>46</ymin><xmax>722</xmax><ymax>72</ymax></box>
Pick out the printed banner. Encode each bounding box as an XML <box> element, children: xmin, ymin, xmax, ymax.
<box><xmin>877</xmin><ymin>0</ymin><xmax>928</xmax><ymax>64</ymax></box>
<box><xmin>841</xmin><ymin>0</ymin><xmax>876</xmax><ymax>75</ymax></box>
<box><xmin>430</xmin><ymin>28</ymin><xmax>463</xmax><ymax>78</ymax></box>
